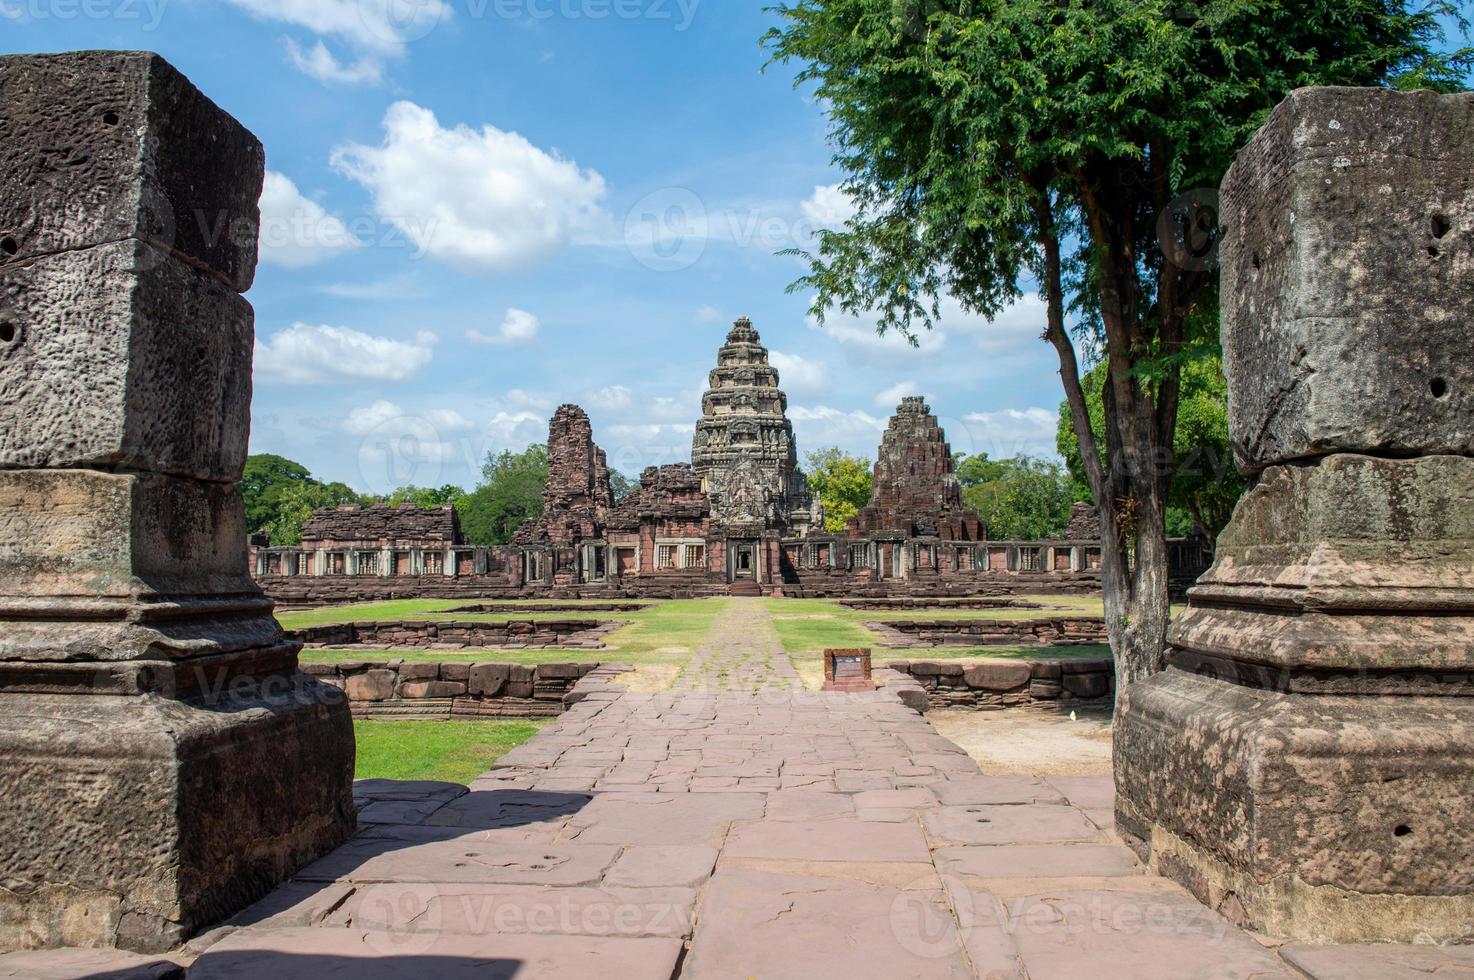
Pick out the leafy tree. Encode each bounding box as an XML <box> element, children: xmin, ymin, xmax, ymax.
<box><xmin>958</xmin><ymin>455</ymin><xmax>1074</xmax><ymax>540</ymax></box>
<box><xmin>805</xmin><ymin>448</ymin><xmax>874</xmax><ymax>531</ymax></box>
<box><xmin>1057</xmin><ymin>357</ymin><xmax>1244</xmax><ymax>539</ymax></box>
<box><xmin>454</xmin><ymin>445</ymin><xmax>549</xmax><ymax>545</ymax></box>
<box><xmin>609</xmin><ymin>470</ymin><xmax>636</xmax><ymax>503</ymax></box>
<box><xmin>382</xmin><ymin>484</ymin><xmax>466</xmax><ymax>508</ymax></box>
<box><xmin>260</xmin><ymin>480</ymin><xmax>361</xmax><ymax>547</ymax></box>
<box><xmin>766</xmin><ymin>0</ymin><xmax>1468</xmax><ymax>684</ymax></box>
<box><xmin>240</xmin><ymin>454</ymin><xmax>314</xmax><ymax>532</ymax></box>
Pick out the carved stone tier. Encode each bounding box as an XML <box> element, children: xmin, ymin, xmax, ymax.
<box><xmin>849</xmin><ymin>396</ymin><xmax>983</xmax><ymax>540</ymax></box>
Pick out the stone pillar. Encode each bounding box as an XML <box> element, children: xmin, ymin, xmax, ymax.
<box><xmin>0</xmin><ymin>52</ymin><xmax>355</xmax><ymax>952</ymax></box>
<box><xmin>1114</xmin><ymin>87</ymin><xmax>1474</xmax><ymax>945</ymax></box>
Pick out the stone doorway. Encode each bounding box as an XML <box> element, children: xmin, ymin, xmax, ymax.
<box><xmin>616</xmin><ymin>548</ymin><xmax>636</xmax><ymax>575</ymax></box>
<box><xmin>729</xmin><ymin>541</ymin><xmax>758</xmax><ymax>581</ymax></box>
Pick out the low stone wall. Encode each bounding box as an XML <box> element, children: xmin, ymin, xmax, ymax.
<box><xmin>782</xmin><ymin>572</ymin><xmax>1103</xmax><ymax>599</ymax></box>
<box><xmin>258</xmin><ymin>576</ymin><xmax>730</xmax><ymax>607</ymax></box>
<box><xmin>445</xmin><ymin>602</ymin><xmax>654</xmax><ymax>614</ymax></box>
<box><xmin>287</xmin><ymin>619</ymin><xmax>622</xmax><ymax>650</ymax></box>
<box><xmin>867</xmin><ymin>617</ymin><xmax>1108</xmax><ymax>648</ymax></box>
<box><xmin>884</xmin><ymin>658</ymin><xmax>1114</xmax><ymax>709</ymax></box>
<box><xmin>837</xmin><ymin>597</ymin><xmax>1043</xmax><ymax>611</ymax></box>
<box><xmin>302</xmin><ymin>660</ymin><xmax>631</xmax><ymax>719</ymax></box>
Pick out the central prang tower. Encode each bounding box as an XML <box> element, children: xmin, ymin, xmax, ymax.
<box><xmin>691</xmin><ymin>318</ymin><xmax>818</xmax><ymax>537</ymax></box>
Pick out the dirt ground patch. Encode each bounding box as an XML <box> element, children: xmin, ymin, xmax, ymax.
<box><xmin>928</xmin><ymin>706</ymin><xmax>1114</xmax><ymax>776</ymax></box>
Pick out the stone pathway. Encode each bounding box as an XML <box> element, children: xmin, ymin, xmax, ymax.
<box><xmin>5</xmin><ymin>599</ymin><xmax>1471</xmax><ymax>978</ymax></box>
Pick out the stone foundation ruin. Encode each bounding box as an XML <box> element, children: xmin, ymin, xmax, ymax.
<box><xmin>0</xmin><ymin>52</ymin><xmax>355</xmax><ymax>952</ymax></box>
<box><xmin>1114</xmin><ymin>86</ymin><xmax>1474</xmax><ymax>945</ymax></box>
<box><xmin>250</xmin><ymin>323</ymin><xmax>1211</xmax><ymax>604</ymax></box>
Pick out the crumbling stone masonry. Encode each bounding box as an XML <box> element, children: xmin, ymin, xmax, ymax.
<box><xmin>0</xmin><ymin>52</ymin><xmax>355</xmax><ymax>952</ymax></box>
<box><xmin>1114</xmin><ymin>86</ymin><xmax>1474</xmax><ymax>944</ymax></box>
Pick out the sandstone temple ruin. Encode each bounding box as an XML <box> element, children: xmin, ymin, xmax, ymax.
<box><xmin>250</xmin><ymin>319</ymin><xmax>1211</xmax><ymax>604</ymax></box>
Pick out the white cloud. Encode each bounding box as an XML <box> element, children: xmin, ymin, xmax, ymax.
<box><xmin>874</xmin><ymin>380</ymin><xmax>918</xmax><ymax>408</ymax></box>
<box><xmin>504</xmin><ymin>389</ymin><xmax>554</xmax><ymax>413</ymax></box>
<box><xmin>800</xmin><ymin>183</ymin><xmax>857</xmax><ymax>231</ymax></box>
<box><xmin>809</xmin><ymin>293</ymin><xmax>1049</xmax><ymax>361</ymax></box>
<box><xmin>788</xmin><ymin>405</ymin><xmax>886</xmax><ymax>451</ymax></box>
<box><xmin>694</xmin><ymin>304</ymin><xmax>723</xmax><ymax>323</ymax></box>
<box><xmin>587</xmin><ymin>385</ymin><xmax>634</xmax><ymax>411</ymax></box>
<box><xmin>224</xmin><ymin>0</ymin><xmax>451</xmax><ymax>83</ymax></box>
<box><xmin>485</xmin><ymin>411</ymin><xmax>548</xmax><ymax>452</ymax></box>
<box><xmin>333</xmin><ymin>102</ymin><xmax>609</xmax><ymax>273</ymax></box>
<box><xmin>319</xmin><ymin>273</ymin><xmax>427</xmax><ymax>301</ymax></box>
<box><xmin>467</xmin><ymin>308</ymin><xmax>541</xmax><ymax>347</ymax></box>
<box><xmin>769</xmin><ymin>350</ymin><xmax>829</xmax><ymax>398</ymax></box>
<box><xmin>257</xmin><ymin>171</ymin><xmax>361</xmax><ymax>268</ymax></box>
<box><xmin>961</xmin><ymin>407</ymin><xmax>1061</xmax><ymax>459</ymax></box>
<box><xmin>255</xmin><ymin>323</ymin><xmax>436</xmax><ymax>385</ymax></box>
<box><xmin>285</xmin><ymin>38</ymin><xmax>382</xmax><ymax>85</ymax></box>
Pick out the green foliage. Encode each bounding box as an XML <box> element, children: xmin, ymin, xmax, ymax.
<box><xmin>454</xmin><ymin>445</ymin><xmax>550</xmax><ymax>545</ymax></box>
<box><xmin>610</xmin><ymin>469</ymin><xmax>636</xmax><ymax>503</ymax></box>
<box><xmin>957</xmin><ymin>454</ymin><xmax>1074</xmax><ymax>540</ymax></box>
<box><xmin>804</xmin><ymin>447</ymin><xmax>874</xmax><ymax>532</ymax></box>
<box><xmin>381</xmin><ymin>484</ymin><xmax>466</xmax><ymax>508</ymax></box>
<box><xmin>240</xmin><ymin>454</ymin><xmax>314</xmax><ymax>532</ymax></box>
<box><xmin>1056</xmin><ymin>357</ymin><xmax>1245</xmax><ymax>536</ymax></box>
<box><xmin>261</xmin><ymin>479</ymin><xmax>361</xmax><ymax>547</ymax></box>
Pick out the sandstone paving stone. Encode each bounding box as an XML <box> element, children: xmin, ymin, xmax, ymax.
<box><xmin>604</xmin><ymin>846</ymin><xmax>720</xmax><ymax>888</ymax></box>
<box><xmin>1001</xmin><ymin>888</ymin><xmax>1292</xmax><ymax>980</ymax></box>
<box><xmin>1278</xmin><ymin>943</ymin><xmax>1474</xmax><ymax>979</ymax></box>
<box><xmin>0</xmin><ymin>948</ymin><xmax>184</xmax><ymax>979</ymax></box>
<box><xmin>924</xmin><ymin>805</ymin><xmax>1102</xmax><ymax>846</ymax></box>
<box><xmin>326</xmin><ymin>883</ymin><xmax>697</xmax><ymax>939</ymax></box>
<box><xmin>291</xmin><ymin>838</ymin><xmax>620</xmax><ymax>887</ymax></box>
<box><xmin>683</xmin><ymin>869</ymin><xmax>980</xmax><ymax>979</ymax></box>
<box><xmin>423</xmin><ymin>790</ymin><xmax>590</xmax><ymax>830</ymax></box>
<box><xmin>764</xmin><ymin>790</ymin><xmax>856</xmax><ymax>822</ymax></box>
<box><xmin>933</xmin><ymin>776</ymin><xmax>1068</xmax><ymax>807</ymax></box>
<box><xmin>723</xmin><ymin>817</ymin><xmax>931</xmax><ymax>864</ymax></box>
<box><xmin>935</xmin><ymin>844</ymin><xmax>1141</xmax><ymax>881</ymax></box>
<box><xmin>1042</xmin><ymin>774</ymin><xmax>1115</xmax><ymax>811</ymax></box>
<box><xmin>854</xmin><ymin>787</ymin><xmax>938</xmax><ymax>810</ymax></box>
<box><xmin>224</xmin><ymin>881</ymin><xmax>356</xmax><ymax>930</ymax></box>
<box><xmin>559</xmin><ymin>791</ymin><xmax>765</xmax><ymax>846</ymax></box>
<box><xmin>185</xmin><ymin>927</ymin><xmax>684</xmax><ymax>979</ymax></box>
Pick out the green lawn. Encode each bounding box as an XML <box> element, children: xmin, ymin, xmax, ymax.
<box><xmin>353</xmin><ymin>719</ymin><xmax>546</xmax><ymax>783</ymax></box>
<box><xmin>289</xmin><ymin>598</ymin><xmax>730</xmax><ymax>672</ymax></box>
<box><xmin>278</xmin><ymin>598</ymin><xmax>643</xmax><ymax>630</ymax></box>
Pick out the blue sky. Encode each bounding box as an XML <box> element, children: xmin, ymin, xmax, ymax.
<box><xmin>7</xmin><ymin>2</ymin><xmax>1113</xmax><ymax>492</ymax></box>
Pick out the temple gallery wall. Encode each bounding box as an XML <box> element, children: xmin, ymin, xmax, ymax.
<box><xmin>249</xmin><ymin>320</ymin><xmax>1212</xmax><ymax>604</ymax></box>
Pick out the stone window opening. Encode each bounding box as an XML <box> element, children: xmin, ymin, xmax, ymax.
<box><xmin>683</xmin><ymin>544</ymin><xmax>705</xmax><ymax>569</ymax></box>
<box><xmin>356</xmin><ymin>552</ymin><xmax>379</xmax><ymax>576</ymax></box>
<box><xmin>525</xmin><ymin>552</ymin><xmax>543</xmax><ymax>581</ymax></box>
<box><xmin>424</xmin><ymin>552</ymin><xmax>444</xmax><ymax>576</ymax></box>
<box><xmin>850</xmin><ymin>544</ymin><xmax>869</xmax><ymax>569</ymax></box>
<box><xmin>1018</xmin><ymin>547</ymin><xmax>1044</xmax><ymax>572</ymax></box>
<box><xmin>296</xmin><ymin>554</ymin><xmax>312</xmax><ymax>576</ymax></box>
<box><xmin>326</xmin><ymin>553</ymin><xmax>346</xmax><ymax>576</ymax></box>
<box><xmin>955</xmin><ymin>548</ymin><xmax>972</xmax><ymax>571</ymax></box>
<box><xmin>657</xmin><ymin>545</ymin><xmax>677</xmax><ymax>569</ymax></box>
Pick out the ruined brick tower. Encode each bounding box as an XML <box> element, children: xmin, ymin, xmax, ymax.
<box><xmin>0</xmin><ymin>52</ymin><xmax>355</xmax><ymax>952</ymax></box>
<box><xmin>514</xmin><ymin>404</ymin><xmax>614</xmax><ymax>547</ymax></box>
<box><xmin>692</xmin><ymin>318</ymin><xmax>818</xmax><ymax>538</ymax></box>
<box><xmin>849</xmin><ymin>397</ymin><xmax>983</xmax><ymax>540</ymax></box>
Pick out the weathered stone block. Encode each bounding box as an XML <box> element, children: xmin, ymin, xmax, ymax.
<box><xmin>1062</xmin><ymin>672</ymin><xmax>1110</xmax><ymax>699</ymax></box>
<box><xmin>0</xmin><ymin>51</ymin><xmax>263</xmax><ymax>291</ymax></box>
<box><xmin>468</xmin><ymin>663</ymin><xmax>509</xmax><ymax>697</ymax></box>
<box><xmin>397</xmin><ymin>663</ymin><xmax>439</xmax><ymax>682</ymax></box>
<box><xmin>0</xmin><ymin>685</ymin><xmax>354</xmax><ymax>952</ymax></box>
<box><xmin>344</xmin><ymin>670</ymin><xmax>394</xmax><ymax>703</ymax></box>
<box><xmin>0</xmin><ymin>469</ymin><xmax>252</xmax><ymax>601</ymax></box>
<box><xmin>439</xmin><ymin>663</ymin><xmax>470</xmax><ymax>682</ymax></box>
<box><xmin>401</xmin><ymin>680</ymin><xmax>465</xmax><ymax>699</ymax></box>
<box><xmin>536</xmin><ymin>662</ymin><xmax>581</xmax><ymax>680</ymax></box>
<box><xmin>1115</xmin><ymin>670</ymin><xmax>1474</xmax><ymax>943</ymax></box>
<box><xmin>506</xmin><ymin>665</ymin><xmax>535</xmax><ymax>699</ymax></box>
<box><xmin>0</xmin><ymin>239</ymin><xmax>253</xmax><ymax>482</ymax></box>
<box><xmin>962</xmin><ymin>661</ymin><xmax>1032</xmax><ymax>692</ymax></box>
<box><xmin>1220</xmin><ymin>87</ymin><xmax>1474</xmax><ymax>472</ymax></box>
<box><xmin>1028</xmin><ymin>679</ymin><xmax>1062</xmax><ymax>699</ymax></box>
